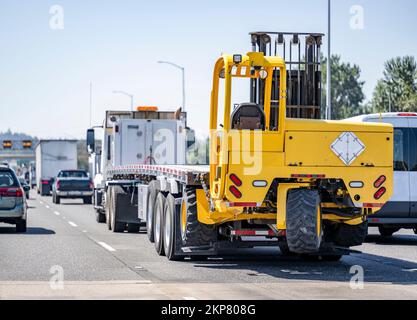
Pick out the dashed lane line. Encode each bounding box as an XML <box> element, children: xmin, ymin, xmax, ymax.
<box><xmin>97</xmin><ymin>241</ymin><xmax>116</xmax><ymax>252</ymax></box>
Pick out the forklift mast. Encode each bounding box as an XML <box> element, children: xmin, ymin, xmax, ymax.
<box><xmin>250</xmin><ymin>32</ymin><xmax>324</xmax><ymax>123</ymax></box>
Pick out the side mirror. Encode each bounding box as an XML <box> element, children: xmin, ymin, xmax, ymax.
<box><xmin>86</xmin><ymin>129</ymin><xmax>95</xmax><ymax>153</ymax></box>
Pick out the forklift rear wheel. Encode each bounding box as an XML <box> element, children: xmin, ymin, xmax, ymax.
<box><xmin>286</xmin><ymin>188</ymin><xmax>322</xmax><ymax>254</ymax></box>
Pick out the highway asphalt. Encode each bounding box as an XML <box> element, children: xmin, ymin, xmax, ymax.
<box><xmin>0</xmin><ymin>190</ymin><xmax>417</xmax><ymax>299</ymax></box>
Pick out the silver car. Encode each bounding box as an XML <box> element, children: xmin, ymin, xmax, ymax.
<box><xmin>0</xmin><ymin>166</ymin><xmax>27</xmax><ymax>232</ymax></box>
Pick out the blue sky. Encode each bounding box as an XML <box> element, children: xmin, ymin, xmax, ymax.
<box><xmin>0</xmin><ymin>0</ymin><xmax>416</xmax><ymax>138</ymax></box>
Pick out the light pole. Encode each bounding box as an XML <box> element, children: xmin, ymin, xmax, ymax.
<box><xmin>326</xmin><ymin>0</ymin><xmax>332</xmax><ymax>120</ymax></box>
<box><xmin>383</xmin><ymin>80</ymin><xmax>392</xmax><ymax>112</ymax></box>
<box><xmin>113</xmin><ymin>90</ymin><xmax>134</xmax><ymax>111</ymax></box>
<box><xmin>158</xmin><ymin>61</ymin><xmax>186</xmax><ymax>111</ymax></box>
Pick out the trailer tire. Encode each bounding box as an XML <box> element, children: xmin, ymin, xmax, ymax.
<box><xmin>286</xmin><ymin>188</ymin><xmax>322</xmax><ymax>254</ymax></box>
<box><xmin>154</xmin><ymin>192</ymin><xmax>166</xmax><ymax>256</ymax></box>
<box><xmin>83</xmin><ymin>196</ymin><xmax>93</xmax><ymax>205</ymax></box>
<box><xmin>180</xmin><ymin>188</ymin><xmax>216</xmax><ymax>247</ymax></box>
<box><xmin>127</xmin><ymin>223</ymin><xmax>140</xmax><ymax>233</ymax></box>
<box><xmin>164</xmin><ymin>193</ymin><xmax>184</xmax><ymax>261</ymax></box>
<box><xmin>96</xmin><ymin>210</ymin><xmax>106</xmax><ymax>223</ymax></box>
<box><xmin>105</xmin><ymin>189</ymin><xmax>112</xmax><ymax>230</ymax></box>
<box><xmin>111</xmin><ymin>186</ymin><xmax>125</xmax><ymax>233</ymax></box>
<box><xmin>147</xmin><ymin>181</ymin><xmax>160</xmax><ymax>243</ymax></box>
<box><xmin>378</xmin><ymin>225</ymin><xmax>398</xmax><ymax>237</ymax></box>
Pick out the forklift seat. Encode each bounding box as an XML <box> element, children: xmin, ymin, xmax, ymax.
<box><xmin>231</xmin><ymin>103</ymin><xmax>265</xmax><ymax>130</ymax></box>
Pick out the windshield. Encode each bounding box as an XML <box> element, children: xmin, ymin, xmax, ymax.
<box><xmin>58</xmin><ymin>171</ymin><xmax>88</xmax><ymax>178</ymax></box>
<box><xmin>0</xmin><ymin>170</ymin><xmax>18</xmax><ymax>187</ymax></box>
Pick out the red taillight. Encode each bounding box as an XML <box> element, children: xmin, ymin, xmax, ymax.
<box><xmin>0</xmin><ymin>187</ymin><xmax>23</xmax><ymax>197</ymax></box>
<box><xmin>229</xmin><ymin>186</ymin><xmax>242</xmax><ymax>199</ymax></box>
<box><xmin>89</xmin><ymin>181</ymin><xmax>94</xmax><ymax>189</ymax></box>
<box><xmin>398</xmin><ymin>113</ymin><xmax>417</xmax><ymax>117</ymax></box>
<box><xmin>229</xmin><ymin>174</ymin><xmax>242</xmax><ymax>187</ymax></box>
<box><xmin>41</xmin><ymin>180</ymin><xmax>49</xmax><ymax>185</ymax></box>
<box><xmin>374</xmin><ymin>187</ymin><xmax>386</xmax><ymax>200</ymax></box>
<box><xmin>374</xmin><ymin>175</ymin><xmax>386</xmax><ymax>188</ymax></box>
<box><xmin>56</xmin><ymin>180</ymin><xmax>61</xmax><ymax>190</ymax></box>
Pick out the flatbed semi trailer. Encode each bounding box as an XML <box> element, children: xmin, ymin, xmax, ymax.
<box><xmin>92</xmin><ymin>32</ymin><xmax>394</xmax><ymax>262</ymax></box>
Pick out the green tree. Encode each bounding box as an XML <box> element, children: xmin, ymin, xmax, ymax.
<box><xmin>372</xmin><ymin>56</ymin><xmax>417</xmax><ymax>113</ymax></box>
<box><xmin>322</xmin><ymin>55</ymin><xmax>367</xmax><ymax>119</ymax></box>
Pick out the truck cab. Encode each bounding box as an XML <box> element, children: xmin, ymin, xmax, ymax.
<box><xmin>87</xmin><ymin>107</ymin><xmax>194</xmax><ymax>226</ymax></box>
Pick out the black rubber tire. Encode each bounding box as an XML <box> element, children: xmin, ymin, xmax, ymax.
<box><xmin>55</xmin><ymin>195</ymin><xmax>60</xmax><ymax>204</ymax></box>
<box><xmin>111</xmin><ymin>186</ymin><xmax>125</xmax><ymax>233</ymax></box>
<box><xmin>127</xmin><ymin>223</ymin><xmax>140</xmax><ymax>233</ymax></box>
<box><xmin>52</xmin><ymin>193</ymin><xmax>55</xmax><ymax>204</ymax></box>
<box><xmin>146</xmin><ymin>180</ymin><xmax>160</xmax><ymax>243</ymax></box>
<box><xmin>180</xmin><ymin>188</ymin><xmax>216</xmax><ymax>247</ymax></box>
<box><xmin>16</xmin><ymin>219</ymin><xmax>27</xmax><ymax>233</ymax></box>
<box><xmin>105</xmin><ymin>189</ymin><xmax>112</xmax><ymax>230</ymax></box>
<box><xmin>286</xmin><ymin>188</ymin><xmax>322</xmax><ymax>254</ymax></box>
<box><xmin>378</xmin><ymin>226</ymin><xmax>399</xmax><ymax>237</ymax></box>
<box><xmin>329</xmin><ymin>221</ymin><xmax>368</xmax><ymax>247</ymax></box>
<box><xmin>83</xmin><ymin>196</ymin><xmax>93</xmax><ymax>205</ymax></box>
<box><xmin>153</xmin><ymin>192</ymin><xmax>166</xmax><ymax>256</ymax></box>
<box><xmin>164</xmin><ymin>194</ymin><xmax>184</xmax><ymax>261</ymax></box>
<box><xmin>96</xmin><ymin>210</ymin><xmax>106</xmax><ymax>223</ymax></box>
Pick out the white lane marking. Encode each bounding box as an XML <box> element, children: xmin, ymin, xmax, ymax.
<box><xmin>54</xmin><ymin>211</ymin><xmax>60</xmax><ymax>216</ymax></box>
<box><xmin>45</xmin><ymin>205</ymin><xmax>50</xmax><ymax>209</ymax></box>
<box><xmin>97</xmin><ymin>242</ymin><xmax>116</xmax><ymax>252</ymax></box>
<box><xmin>68</xmin><ymin>221</ymin><xmax>78</xmax><ymax>227</ymax></box>
<box><xmin>183</xmin><ymin>296</ymin><xmax>198</xmax><ymax>300</ymax></box>
<box><xmin>39</xmin><ymin>201</ymin><xmax>44</xmax><ymax>204</ymax></box>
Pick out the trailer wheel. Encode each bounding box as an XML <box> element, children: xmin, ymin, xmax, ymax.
<box><xmin>110</xmin><ymin>186</ymin><xmax>125</xmax><ymax>233</ymax></box>
<box><xmin>164</xmin><ymin>193</ymin><xmax>184</xmax><ymax>261</ymax></box>
<box><xmin>180</xmin><ymin>188</ymin><xmax>216</xmax><ymax>247</ymax></box>
<box><xmin>146</xmin><ymin>181</ymin><xmax>159</xmax><ymax>243</ymax></box>
<box><xmin>378</xmin><ymin>225</ymin><xmax>399</xmax><ymax>237</ymax></box>
<box><xmin>154</xmin><ymin>192</ymin><xmax>166</xmax><ymax>256</ymax></box>
<box><xmin>95</xmin><ymin>210</ymin><xmax>106</xmax><ymax>223</ymax></box>
<box><xmin>83</xmin><ymin>196</ymin><xmax>93</xmax><ymax>205</ymax></box>
<box><xmin>286</xmin><ymin>188</ymin><xmax>322</xmax><ymax>254</ymax></box>
<box><xmin>105</xmin><ymin>189</ymin><xmax>112</xmax><ymax>230</ymax></box>
<box><xmin>127</xmin><ymin>223</ymin><xmax>140</xmax><ymax>233</ymax></box>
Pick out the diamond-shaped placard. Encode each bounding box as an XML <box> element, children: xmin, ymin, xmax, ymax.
<box><xmin>330</xmin><ymin>132</ymin><xmax>365</xmax><ymax>166</ymax></box>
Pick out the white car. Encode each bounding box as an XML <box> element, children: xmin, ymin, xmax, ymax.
<box><xmin>347</xmin><ymin>112</ymin><xmax>417</xmax><ymax>236</ymax></box>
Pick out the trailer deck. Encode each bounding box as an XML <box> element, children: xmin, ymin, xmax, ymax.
<box><xmin>108</xmin><ymin>164</ymin><xmax>210</xmax><ymax>185</ymax></box>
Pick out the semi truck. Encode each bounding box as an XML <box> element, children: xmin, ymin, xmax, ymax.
<box><xmin>87</xmin><ymin>107</ymin><xmax>194</xmax><ymax>231</ymax></box>
<box><xmin>87</xmin><ymin>32</ymin><xmax>394</xmax><ymax>261</ymax></box>
<box><xmin>35</xmin><ymin>140</ymin><xmax>78</xmax><ymax>196</ymax></box>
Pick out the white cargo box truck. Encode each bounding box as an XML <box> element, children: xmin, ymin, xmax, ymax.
<box><xmin>35</xmin><ymin>140</ymin><xmax>78</xmax><ymax>196</ymax></box>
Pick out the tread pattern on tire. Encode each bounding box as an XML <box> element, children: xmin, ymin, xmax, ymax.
<box><xmin>182</xmin><ymin>188</ymin><xmax>216</xmax><ymax>247</ymax></box>
<box><xmin>286</xmin><ymin>188</ymin><xmax>321</xmax><ymax>254</ymax></box>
